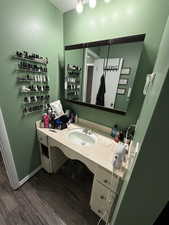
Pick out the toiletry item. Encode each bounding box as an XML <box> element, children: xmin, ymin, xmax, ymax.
<box><xmin>43</xmin><ymin>76</ymin><xmax>46</xmax><ymax>83</ymax></box>
<box><xmin>54</xmin><ymin>119</ymin><xmax>62</xmax><ymax>129</ymax></box>
<box><xmin>111</xmin><ymin>124</ymin><xmax>119</xmax><ymax>138</ymax></box>
<box><xmin>60</xmin><ymin>115</ymin><xmax>69</xmax><ymax>124</ymax></box>
<box><xmin>113</xmin><ymin>142</ymin><xmax>128</xmax><ymax>169</ymax></box>
<box><xmin>50</xmin><ymin>100</ymin><xmax>64</xmax><ymax>119</ymax></box>
<box><xmin>75</xmin><ymin>114</ymin><xmax>78</xmax><ymax>123</ymax></box>
<box><xmin>114</xmin><ymin>135</ymin><xmax>120</xmax><ymax>143</ymax></box>
<box><xmin>40</xmin><ymin>76</ymin><xmax>43</xmax><ymax>83</ymax></box>
<box><xmin>50</xmin><ymin>113</ymin><xmax>56</xmax><ymax>129</ymax></box>
<box><xmin>24</xmin><ymin>96</ymin><xmax>31</xmax><ymax>103</ymax></box>
<box><xmin>34</xmin><ymin>96</ymin><xmax>37</xmax><ymax>102</ymax></box>
<box><xmin>37</xmin><ymin>75</ymin><xmax>40</xmax><ymax>82</ymax></box>
<box><xmin>27</xmin><ymin>96</ymin><xmax>31</xmax><ymax>103</ymax></box>
<box><xmin>43</xmin><ymin>113</ymin><xmax>49</xmax><ymax>128</ymax></box>
<box><xmin>60</xmin><ymin>123</ymin><xmax>67</xmax><ymax>130</ymax></box>
<box><xmin>21</xmin><ymin>86</ymin><xmax>30</xmax><ymax>93</ymax></box>
<box><xmin>69</xmin><ymin>112</ymin><xmax>76</xmax><ymax>123</ymax></box>
<box><xmin>54</xmin><ymin>118</ymin><xmax>67</xmax><ymax>130</ymax></box>
<box><xmin>119</xmin><ymin>130</ymin><xmax>125</xmax><ymax>142</ymax></box>
<box><xmin>34</xmin><ymin>86</ymin><xmax>38</xmax><ymax>92</ymax></box>
<box><xmin>16</xmin><ymin>51</ymin><xmax>23</xmax><ymax>57</ymax></box>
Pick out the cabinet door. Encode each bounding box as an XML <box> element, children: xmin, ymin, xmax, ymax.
<box><xmin>49</xmin><ymin>147</ymin><xmax>67</xmax><ymax>173</ymax></box>
<box><xmin>90</xmin><ymin>178</ymin><xmax>116</xmax><ymax>222</ymax></box>
<box><xmin>95</xmin><ymin>166</ymin><xmax>122</xmax><ymax>193</ymax></box>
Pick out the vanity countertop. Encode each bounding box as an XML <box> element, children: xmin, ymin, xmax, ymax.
<box><xmin>37</xmin><ymin>123</ymin><xmax>128</xmax><ymax>179</ymax></box>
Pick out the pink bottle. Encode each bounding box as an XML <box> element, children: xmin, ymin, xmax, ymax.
<box><xmin>43</xmin><ymin>113</ymin><xmax>49</xmax><ymax>128</ymax></box>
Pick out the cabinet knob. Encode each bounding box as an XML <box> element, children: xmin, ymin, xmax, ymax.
<box><xmin>98</xmin><ymin>209</ymin><xmax>102</xmax><ymax>214</ymax></box>
<box><xmin>104</xmin><ymin>179</ymin><xmax>108</xmax><ymax>183</ymax></box>
<box><xmin>100</xmin><ymin>195</ymin><xmax>105</xmax><ymax>200</ymax></box>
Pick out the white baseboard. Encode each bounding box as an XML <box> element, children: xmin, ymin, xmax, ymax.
<box><xmin>18</xmin><ymin>165</ymin><xmax>42</xmax><ymax>188</ymax></box>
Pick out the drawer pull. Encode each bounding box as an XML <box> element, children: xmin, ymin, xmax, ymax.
<box><xmin>104</xmin><ymin>179</ymin><xmax>108</xmax><ymax>183</ymax></box>
<box><xmin>100</xmin><ymin>195</ymin><xmax>105</xmax><ymax>200</ymax></box>
<box><xmin>98</xmin><ymin>209</ymin><xmax>103</xmax><ymax>214</ymax></box>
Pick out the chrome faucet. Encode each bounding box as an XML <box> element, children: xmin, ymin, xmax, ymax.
<box><xmin>83</xmin><ymin>128</ymin><xmax>92</xmax><ymax>135</ymax></box>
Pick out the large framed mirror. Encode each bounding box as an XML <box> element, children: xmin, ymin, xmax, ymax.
<box><xmin>64</xmin><ymin>34</ymin><xmax>145</xmax><ymax>114</ymax></box>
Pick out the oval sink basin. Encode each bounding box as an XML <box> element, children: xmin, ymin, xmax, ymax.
<box><xmin>68</xmin><ymin>129</ymin><xmax>97</xmax><ymax>146</ymax></box>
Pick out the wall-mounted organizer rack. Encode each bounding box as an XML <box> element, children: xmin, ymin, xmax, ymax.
<box><xmin>65</xmin><ymin>64</ymin><xmax>81</xmax><ymax>101</ymax></box>
<box><xmin>13</xmin><ymin>51</ymin><xmax>50</xmax><ymax>116</ymax></box>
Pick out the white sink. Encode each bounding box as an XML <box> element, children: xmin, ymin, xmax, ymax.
<box><xmin>68</xmin><ymin>128</ymin><xmax>97</xmax><ymax>146</ymax></box>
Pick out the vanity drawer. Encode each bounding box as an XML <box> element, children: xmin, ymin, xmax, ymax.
<box><xmin>37</xmin><ymin>131</ymin><xmax>48</xmax><ymax>146</ymax></box>
<box><xmin>95</xmin><ymin>166</ymin><xmax>122</xmax><ymax>193</ymax></box>
<box><xmin>90</xmin><ymin>179</ymin><xmax>116</xmax><ymax>222</ymax></box>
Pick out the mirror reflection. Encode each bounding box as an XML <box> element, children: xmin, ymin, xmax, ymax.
<box><xmin>64</xmin><ymin>49</ymin><xmax>84</xmax><ymax>101</ymax></box>
<box><xmin>65</xmin><ymin>39</ymin><xmax>144</xmax><ymax>113</ymax></box>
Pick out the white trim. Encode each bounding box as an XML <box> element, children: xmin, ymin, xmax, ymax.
<box><xmin>0</xmin><ymin>108</ymin><xmax>19</xmax><ymax>190</ymax></box>
<box><xmin>82</xmin><ymin>48</ymin><xmax>88</xmax><ymax>102</ymax></box>
<box><xmin>82</xmin><ymin>48</ymin><xmax>99</xmax><ymax>102</ymax></box>
<box><xmin>18</xmin><ymin>165</ymin><xmax>42</xmax><ymax>187</ymax></box>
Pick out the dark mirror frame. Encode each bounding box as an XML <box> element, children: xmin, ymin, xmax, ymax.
<box><xmin>64</xmin><ymin>33</ymin><xmax>146</xmax><ymax>115</ymax></box>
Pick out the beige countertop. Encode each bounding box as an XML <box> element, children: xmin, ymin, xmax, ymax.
<box><xmin>37</xmin><ymin>123</ymin><xmax>128</xmax><ymax>179</ymax></box>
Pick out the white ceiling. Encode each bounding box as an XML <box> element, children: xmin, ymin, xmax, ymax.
<box><xmin>49</xmin><ymin>0</ymin><xmax>77</xmax><ymax>12</ymax></box>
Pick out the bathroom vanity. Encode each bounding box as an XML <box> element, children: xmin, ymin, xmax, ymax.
<box><xmin>36</xmin><ymin>120</ymin><xmax>129</xmax><ymax>222</ymax></box>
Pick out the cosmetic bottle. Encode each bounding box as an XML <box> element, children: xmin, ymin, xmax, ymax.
<box><xmin>111</xmin><ymin>124</ymin><xmax>119</xmax><ymax>138</ymax></box>
<box><xmin>43</xmin><ymin>113</ymin><xmax>49</xmax><ymax>128</ymax></box>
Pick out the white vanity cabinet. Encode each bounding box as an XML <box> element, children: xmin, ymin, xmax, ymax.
<box><xmin>90</xmin><ymin>178</ymin><xmax>116</xmax><ymax>222</ymax></box>
<box><xmin>36</xmin><ymin>123</ymin><xmax>126</xmax><ymax>223</ymax></box>
<box><xmin>95</xmin><ymin>166</ymin><xmax>122</xmax><ymax>193</ymax></box>
<box><xmin>37</xmin><ymin>130</ymin><xmax>48</xmax><ymax>146</ymax></box>
<box><xmin>37</xmin><ymin>130</ymin><xmax>67</xmax><ymax>173</ymax></box>
<box><xmin>90</xmin><ymin>167</ymin><xmax>122</xmax><ymax>222</ymax></box>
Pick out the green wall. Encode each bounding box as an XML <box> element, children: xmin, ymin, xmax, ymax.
<box><xmin>113</xmin><ymin>17</ymin><xmax>169</xmax><ymax>225</ymax></box>
<box><xmin>0</xmin><ymin>0</ymin><xmax>63</xmax><ymax>180</ymax></box>
<box><xmin>63</xmin><ymin>0</ymin><xmax>169</xmax><ymax>128</ymax></box>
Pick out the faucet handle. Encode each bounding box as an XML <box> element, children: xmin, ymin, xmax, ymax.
<box><xmin>83</xmin><ymin>128</ymin><xmax>92</xmax><ymax>135</ymax></box>
<box><xmin>88</xmin><ymin>129</ymin><xmax>92</xmax><ymax>135</ymax></box>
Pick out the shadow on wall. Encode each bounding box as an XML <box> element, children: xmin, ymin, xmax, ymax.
<box><xmin>127</xmin><ymin>45</ymin><xmax>153</xmax><ymax>120</ymax></box>
<box><xmin>59</xmin><ymin>55</ymin><xmax>65</xmax><ymax>99</ymax></box>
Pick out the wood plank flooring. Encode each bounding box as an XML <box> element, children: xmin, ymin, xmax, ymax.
<box><xmin>0</xmin><ymin>155</ymin><xmax>104</xmax><ymax>225</ymax></box>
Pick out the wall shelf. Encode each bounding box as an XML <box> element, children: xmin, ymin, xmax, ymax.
<box><xmin>16</xmin><ymin>69</ymin><xmax>47</xmax><ymax>74</ymax></box>
<box><xmin>13</xmin><ymin>56</ymin><xmax>47</xmax><ymax>65</ymax></box>
<box><xmin>20</xmin><ymin>90</ymin><xmax>49</xmax><ymax>94</ymax></box>
<box><xmin>12</xmin><ymin>50</ymin><xmax>50</xmax><ymax>116</ymax></box>
<box><xmin>23</xmin><ymin>101</ymin><xmax>49</xmax><ymax>105</ymax></box>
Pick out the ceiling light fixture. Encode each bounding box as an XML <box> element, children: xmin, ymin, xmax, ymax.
<box><xmin>76</xmin><ymin>0</ymin><xmax>84</xmax><ymax>13</ymax></box>
<box><xmin>89</xmin><ymin>0</ymin><xmax>96</xmax><ymax>8</ymax></box>
<box><xmin>76</xmin><ymin>0</ymin><xmax>110</xmax><ymax>13</ymax></box>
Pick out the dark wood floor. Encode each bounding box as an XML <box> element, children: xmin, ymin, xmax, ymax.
<box><xmin>0</xmin><ymin>155</ymin><xmax>104</xmax><ymax>225</ymax></box>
